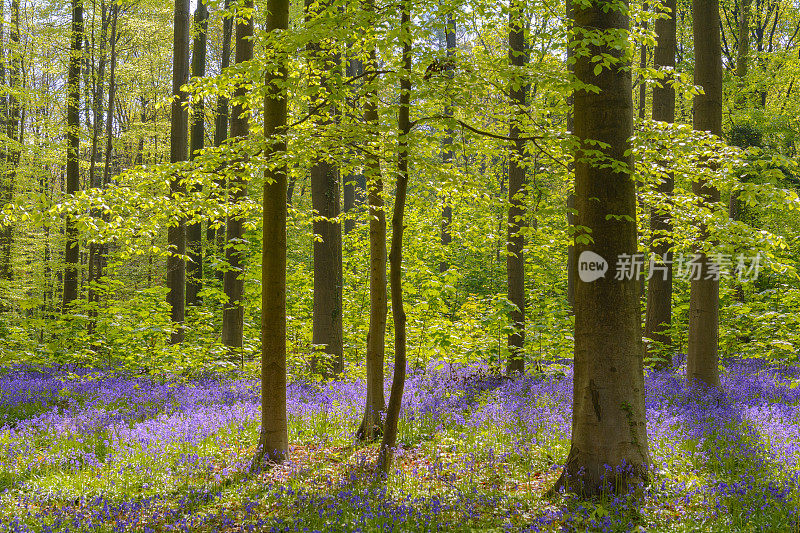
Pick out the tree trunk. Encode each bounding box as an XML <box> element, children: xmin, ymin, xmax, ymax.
<box><xmin>308</xmin><ymin>0</ymin><xmax>344</xmax><ymax>377</ymax></box>
<box><xmin>376</xmin><ymin>0</ymin><xmax>411</xmax><ymax>475</ymax></box>
<box><xmin>221</xmin><ymin>0</ymin><xmax>253</xmax><ymax>352</ymax></box>
<box><xmin>356</xmin><ymin>19</ymin><xmax>386</xmax><ymax>442</ymax></box>
<box><xmin>506</xmin><ymin>0</ymin><xmax>527</xmax><ymax>374</ymax></box>
<box><xmin>551</xmin><ymin>0</ymin><xmax>650</xmax><ymax>496</ymax></box>
<box><xmin>168</xmin><ymin>0</ymin><xmax>190</xmax><ymax>344</ymax></box>
<box><xmin>734</xmin><ymin>0</ymin><xmax>750</xmax><ymax>108</ymax></box>
<box><xmin>343</xmin><ymin>56</ymin><xmax>363</xmax><ymax>236</ymax></box>
<box><xmin>0</xmin><ymin>0</ymin><xmax>8</xmax><ymax>296</ymax></box>
<box><xmin>1</xmin><ymin>0</ymin><xmax>19</xmax><ymax>285</ymax></box>
<box><xmin>186</xmin><ymin>0</ymin><xmax>208</xmax><ymax>307</ymax></box>
<box><xmin>253</xmin><ymin>0</ymin><xmax>290</xmax><ymax>469</ymax></box>
<box><xmin>87</xmin><ymin>2</ymin><xmax>108</xmax><ymax>332</ymax></box>
<box><xmin>207</xmin><ymin>0</ymin><xmax>233</xmax><ymax>283</ymax></box>
<box><xmin>88</xmin><ymin>4</ymin><xmax>118</xmax><ymax>334</ymax></box>
<box><xmin>686</xmin><ymin>0</ymin><xmax>722</xmax><ymax>388</ymax></box>
<box><xmin>62</xmin><ymin>0</ymin><xmax>83</xmax><ymax>311</ymax></box>
<box><xmin>439</xmin><ymin>14</ymin><xmax>455</xmax><ymax>274</ymax></box>
<box><xmin>643</xmin><ymin>0</ymin><xmax>676</xmax><ymax>367</ymax></box>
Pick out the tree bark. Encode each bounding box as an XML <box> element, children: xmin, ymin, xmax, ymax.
<box><xmin>221</xmin><ymin>0</ymin><xmax>253</xmax><ymax>352</ymax></box>
<box><xmin>343</xmin><ymin>56</ymin><xmax>363</xmax><ymax>236</ymax></box>
<box><xmin>376</xmin><ymin>0</ymin><xmax>411</xmax><ymax>475</ymax></box>
<box><xmin>506</xmin><ymin>0</ymin><xmax>527</xmax><ymax>374</ymax></box>
<box><xmin>186</xmin><ymin>0</ymin><xmax>208</xmax><ymax>307</ymax></box>
<box><xmin>167</xmin><ymin>0</ymin><xmax>191</xmax><ymax>344</ymax></box>
<box><xmin>1</xmin><ymin>0</ymin><xmax>19</xmax><ymax>285</ymax></box>
<box><xmin>439</xmin><ymin>14</ymin><xmax>455</xmax><ymax>274</ymax></box>
<box><xmin>307</xmin><ymin>0</ymin><xmax>344</xmax><ymax>377</ymax></box>
<box><xmin>86</xmin><ymin>2</ymin><xmax>109</xmax><ymax>330</ymax></box>
<box><xmin>253</xmin><ymin>0</ymin><xmax>290</xmax><ymax>469</ymax></box>
<box><xmin>643</xmin><ymin>0</ymin><xmax>676</xmax><ymax>367</ymax></box>
<box><xmin>687</xmin><ymin>0</ymin><xmax>722</xmax><ymax>388</ymax></box>
<box><xmin>62</xmin><ymin>0</ymin><xmax>83</xmax><ymax>311</ymax></box>
<box><xmin>207</xmin><ymin>0</ymin><xmax>233</xmax><ymax>283</ymax></box>
<box><xmin>356</xmin><ymin>10</ymin><xmax>386</xmax><ymax>441</ymax></box>
<box><xmin>551</xmin><ymin>0</ymin><xmax>650</xmax><ymax>496</ymax></box>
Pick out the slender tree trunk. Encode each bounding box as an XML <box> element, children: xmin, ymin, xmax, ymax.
<box><xmin>1</xmin><ymin>0</ymin><xmax>20</xmax><ymax>284</ymax></box>
<box><xmin>221</xmin><ymin>0</ymin><xmax>253</xmax><ymax>352</ymax></box>
<box><xmin>734</xmin><ymin>0</ymin><xmax>751</xmax><ymax>108</ymax></box>
<box><xmin>687</xmin><ymin>0</ymin><xmax>722</xmax><ymax>388</ymax></box>
<box><xmin>356</xmin><ymin>11</ymin><xmax>386</xmax><ymax>441</ymax></box>
<box><xmin>88</xmin><ymin>3</ymin><xmax>118</xmax><ymax>334</ymax></box>
<box><xmin>439</xmin><ymin>14</ymin><xmax>455</xmax><ymax>274</ymax></box>
<box><xmin>207</xmin><ymin>0</ymin><xmax>232</xmax><ymax>282</ymax></box>
<box><xmin>643</xmin><ymin>0</ymin><xmax>676</xmax><ymax>367</ymax></box>
<box><xmin>343</xmin><ymin>56</ymin><xmax>363</xmax><ymax>236</ymax></box>
<box><xmin>308</xmin><ymin>0</ymin><xmax>344</xmax><ymax>376</ymax></box>
<box><xmin>0</xmin><ymin>0</ymin><xmax>7</xmax><ymax>294</ymax></box>
<box><xmin>551</xmin><ymin>0</ymin><xmax>650</xmax><ymax>496</ymax></box>
<box><xmin>252</xmin><ymin>0</ymin><xmax>290</xmax><ymax>469</ymax></box>
<box><xmin>86</xmin><ymin>2</ymin><xmax>108</xmax><ymax>332</ymax></box>
<box><xmin>62</xmin><ymin>0</ymin><xmax>83</xmax><ymax>311</ymax></box>
<box><xmin>506</xmin><ymin>0</ymin><xmax>527</xmax><ymax>374</ymax></box>
<box><xmin>728</xmin><ymin>0</ymin><xmax>751</xmax><ymax>303</ymax></box>
<box><xmin>638</xmin><ymin>4</ymin><xmax>647</xmax><ymax>120</ymax></box>
<box><xmin>376</xmin><ymin>0</ymin><xmax>411</xmax><ymax>475</ymax></box>
<box><xmin>186</xmin><ymin>0</ymin><xmax>208</xmax><ymax>307</ymax></box>
<box><xmin>168</xmin><ymin>0</ymin><xmax>191</xmax><ymax>344</ymax></box>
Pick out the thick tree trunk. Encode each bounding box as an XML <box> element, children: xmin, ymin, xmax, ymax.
<box><xmin>307</xmin><ymin>0</ymin><xmax>344</xmax><ymax>377</ymax></box>
<box><xmin>439</xmin><ymin>14</ymin><xmax>455</xmax><ymax>274</ymax></box>
<box><xmin>687</xmin><ymin>0</ymin><xmax>722</xmax><ymax>388</ymax></box>
<box><xmin>252</xmin><ymin>0</ymin><xmax>290</xmax><ymax>469</ymax></box>
<box><xmin>643</xmin><ymin>0</ymin><xmax>676</xmax><ymax>367</ymax></box>
<box><xmin>552</xmin><ymin>0</ymin><xmax>650</xmax><ymax>496</ymax></box>
<box><xmin>356</xmin><ymin>31</ymin><xmax>386</xmax><ymax>443</ymax></box>
<box><xmin>506</xmin><ymin>0</ymin><xmax>527</xmax><ymax>374</ymax></box>
<box><xmin>207</xmin><ymin>0</ymin><xmax>233</xmax><ymax>283</ymax></box>
<box><xmin>168</xmin><ymin>0</ymin><xmax>191</xmax><ymax>344</ymax></box>
<box><xmin>186</xmin><ymin>0</ymin><xmax>208</xmax><ymax>307</ymax></box>
<box><xmin>376</xmin><ymin>1</ymin><xmax>411</xmax><ymax>475</ymax></box>
<box><xmin>221</xmin><ymin>1</ymin><xmax>253</xmax><ymax>352</ymax></box>
<box><xmin>62</xmin><ymin>0</ymin><xmax>83</xmax><ymax>311</ymax></box>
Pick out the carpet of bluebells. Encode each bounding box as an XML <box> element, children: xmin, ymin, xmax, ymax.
<box><xmin>0</xmin><ymin>356</ymin><xmax>799</xmax><ymax>532</ymax></box>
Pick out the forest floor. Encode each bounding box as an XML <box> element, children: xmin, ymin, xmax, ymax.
<box><xmin>0</xmin><ymin>356</ymin><xmax>797</xmax><ymax>532</ymax></box>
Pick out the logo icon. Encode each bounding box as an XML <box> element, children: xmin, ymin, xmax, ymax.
<box><xmin>578</xmin><ymin>251</ymin><xmax>608</xmax><ymax>282</ymax></box>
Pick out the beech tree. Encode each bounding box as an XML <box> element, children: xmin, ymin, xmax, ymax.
<box><xmin>308</xmin><ymin>0</ymin><xmax>344</xmax><ymax>376</ymax></box>
<box><xmin>207</xmin><ymin>0</ymin><xmax>233</xmax><ymax>282</ymax></box>
<box><xmin>643</xmin><ymin>0</ymin><xmax>676</xmax><ymax>366</ymax></box>
<box><xmin>253</xmin><ymin>0</ymin><xmax>290</xmax><ymax>468</ymax></box>
<box><xmin>506</xmin><ymin>0</ymin><xmax>527</xmax><ymax>374</ymax></box>
<box><xmin>62</xmin><ymin>0</ymin><xmax>83</xmax><ymax>311</ymax></box>
<box><xmin>167</xmin><ymin>0</ymin><xmax>190</xmax><ymax>344</ymax></box>
<box><xmin>222</xmin><ymin>0</ymin><xmax>254</xmax><ymax>352</ymax></box>
<box><xmin>686</xmin><ymin>0</ymin><xmax>722</xmax><ymax>387</ymax></box>
<box><xmin>439</xmin><ymin>13</ymin><xmax>455</xmax><ymax>274</ymax></box>
<box><xmin>356</xmin><ymin>0</ymin><xmax>387</xmax><ymax>442</ymax></box>
<box><xmin>186</xmin><ymin>0</ymin><xmax>208</xmax><ymax>307</ymax></box>
<box><xmin>552</xmin><ymin>0</ymin><xmax>650</xmax><ymax>495</ymax></box>
<box><xmin>376</xmin><ymin>0</ymin><xmax>411</xmax><ymax>475</ymax></box>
